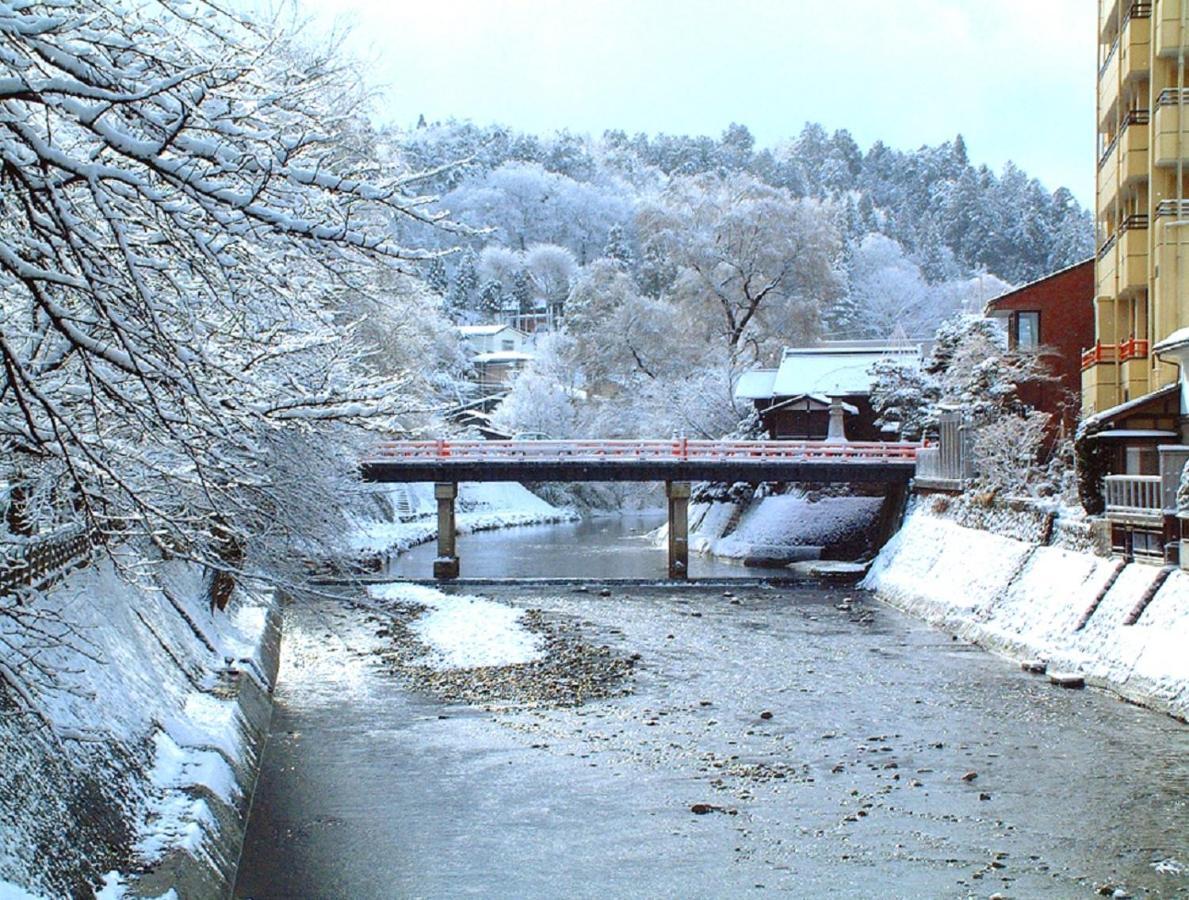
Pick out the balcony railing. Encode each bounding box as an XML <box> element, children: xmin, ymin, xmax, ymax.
<box><xmin>1104</xmin><ymin>474</ymin><xmax>1163</xmax><ymax>523</ymax></box>
<box><xmin>1099</xmin><ymin>110</ymin><xmax>1152</xmax><ymax>169</ymax></box>
<box><xmin>1081</xmin><ymin>338</ymin><xmax>1151</xmax><ymax>369</ymax></box>
<box><xmin>1156</xmin><ymin>87</ymin><xmax>1189</xmax><ymax>107</ymax></box>
<box><xmin>1098</xmin><ymin>231</ymin><xmax>1119</xmax><ymax>260</ymax></box>
<box><xmin>1099</xmin><ymin>4</ymin><xmax>1153</xmax><ymax>77</ymax></box>
<box><xmin>1156</xmin><ymin>199</ymin><xmax>1189</xmax><ymax>218</ymax></box>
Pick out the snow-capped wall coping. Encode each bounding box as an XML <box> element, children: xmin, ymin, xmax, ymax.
<box><xmin>865</xmin><ymin>506</ymin><xmax>1189</xmax><ymax>720</ymax></box>
<box><xmin>0</xmin><ymin>554</ymin><xmax>282</xmax><ymax>898</ymax></box>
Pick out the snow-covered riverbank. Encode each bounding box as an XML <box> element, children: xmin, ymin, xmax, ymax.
<box><xmin>0</xmin><ymin>556</ymin><xmax>280</xmax><ymax>898</ymax></box>
<box><xmin>351</xmin><ymin>482</ymin><xmax>577</xmax><ymax>558</ymax></box>
<box><xmin>865</xmin><ymin>503</ymin><xmax>1189</xmax><ymax>720</ymax></box>
<box><xmin>686</xmin><ymin>492</ymin><xmax>885</xmax><ymax>564</ymax></box>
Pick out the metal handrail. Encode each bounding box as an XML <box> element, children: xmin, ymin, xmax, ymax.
<box><xmin>1097</xmin><ymin>231</ymin><xmax>1119</xmax><ymax>260</ymax></box>
<box><xmin>1156</xmin><ymin>87</ymin><xmax>1189</xmax><ymax>107</ymax></box>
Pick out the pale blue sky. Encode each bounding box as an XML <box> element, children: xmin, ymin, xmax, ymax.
<box><xmin>305</xmin><ymin>0</ymin><xmax>1095</xmax><ymax>206</ymax></box>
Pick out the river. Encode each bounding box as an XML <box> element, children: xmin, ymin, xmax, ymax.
<box><xmin>235</xmin><ymin>517</ymin><xmax>1189</xmax><ymax>899</ymax></box>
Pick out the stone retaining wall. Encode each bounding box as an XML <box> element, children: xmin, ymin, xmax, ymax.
<box><xmin>865</xmin><ymin>508</ymin><xmax>1189</xmax><ymax>720</ymax></box>
<box><xmin>0</xmin><ymin>556</ymin><xmax>282</xmax><ymax>899</ymax></box>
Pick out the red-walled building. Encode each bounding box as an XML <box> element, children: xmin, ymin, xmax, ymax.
<box><xmin>983</xmin><ymin>258</ymin><xmax>1095</xmax><ymax>434</ymax></box>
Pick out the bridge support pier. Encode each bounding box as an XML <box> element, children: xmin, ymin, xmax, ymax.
<box><xmin>666</xmin><ymin>481</ymin><xmax>691</xmax><ymax>579</ymax></box>
<box><xmin>433</xmin><ymin>482</ymin><xmax>459</xmax><ymax>579</ymax></box>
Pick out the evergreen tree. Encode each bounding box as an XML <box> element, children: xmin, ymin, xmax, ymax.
<box><xmin>512</xmin><ymin>268</ymin><xmax>534</xmax><ymax>315</ymax></box>
<box><xmin>603</xmin><ymin>224</ymin><xmax>634</xmax><ymax>270</ymax></box>
<box><xmin>478</xmin><ymin>279</ymin><xmax>504</xmax><ymax>319</ymax></box>
<box><xmin>451</xmin><ymin>247</ymin><xmax>480</xmax><ymax>307</ymax></box>
<box><xmin>425</xmin><ymin>256</ymin><xmax>449</xmax><ymax>295</ymax></box>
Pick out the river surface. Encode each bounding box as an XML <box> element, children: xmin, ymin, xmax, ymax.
<box><xmin>385</xmin><ymin>514</ymin><xmax>784</xmax><ymax>580</ymax></box>
<box><xmin>236</xmin><ymin>519</ymin><xmax>1189</xmax><ymax>899</ymax></box>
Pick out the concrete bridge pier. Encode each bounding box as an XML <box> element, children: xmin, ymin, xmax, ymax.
<box><xmin>666</xmin><ymin>481</ymin><xmax>691</xmax><ymax>579</ymax></box>
<box><xmin>433</xmin><ymin>482</ymin><xmax>460</xmax><ymax>579</ymax></box>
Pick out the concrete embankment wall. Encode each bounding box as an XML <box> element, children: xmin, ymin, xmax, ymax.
<box><xmin>0</xmin><ymin>554</ymin><xmax>281</xmax><ymax>898</ymax></box>
<box><xmin>865</xmin><ymin>504</ymin><xmax>1189</xmax><ymax>720</ymax></box>
<box><xmin>688</xmin><ymin>491</ymin><xmax>888</xmax><ymax>565</ymax></box>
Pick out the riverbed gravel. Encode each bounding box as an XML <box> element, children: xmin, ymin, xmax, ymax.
<box><xmin>367</xmin><ymin>601</ymin><xmax>636</xmax><ymax>708</ymax></box>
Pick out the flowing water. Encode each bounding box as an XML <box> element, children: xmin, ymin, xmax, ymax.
<box><xmin>236</xmin><ymin>519</ymin><xmax>1189</xmax><ymax>899</ymax></box>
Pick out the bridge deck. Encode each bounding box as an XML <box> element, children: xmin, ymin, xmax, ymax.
<box><xmin>361</xmin><ymin>439</ymin><xmax>919</xmax><ymax>484</ymax></box>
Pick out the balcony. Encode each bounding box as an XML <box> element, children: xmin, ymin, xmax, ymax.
<box><xmin>1082</xmin><ymin>356</ymin><xmax>1122</xmax><ymax>414</ymax></box>
<box><xmin>1156</xmin><ymin>0</ymin><xmax>1188</xmax><ymax>56</ymax></box>
<box><xmin>1121</xmin><ymin>216</ymin><xmax>1150</xmax><ymax>294</ymax></box>
<box><xmin>1098</xmin><ymin>111</ymin><xmax>1148</xmax><ymax>213</ymax></box>
<box><xmin>1097</xmin><ymin>231</ymin><xmax>1119</xmax><ymax>296</ymax></box>
<box><xmin>1154</xmin><ymin>89</ymin><xmax>1189</xmax><ymax>166</ymax></box>
<box><xmin>1096</xmin><ymin>218</ymin><xmax>1149</xmax><ymax>297</ymax></box>
<box><xmin>1081</xmin><ymin>337</ymin><xmax>1151</xmax><ymax>370</ymax></box>
<box><xmin>1100</xmin><ymin>7</ymin><xmax>1152</xmax><ymax>128</ymax></box>
<box><xmin>1105</xmin><ymin>474</ymin><xmax>1163</xmax><ymax>526</ymax></box>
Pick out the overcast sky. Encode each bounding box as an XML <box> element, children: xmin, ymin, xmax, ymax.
<box><xmin>301</xmin><ymin>0</ymin><xmax>1095</xmax><ymax>206</ymax></box>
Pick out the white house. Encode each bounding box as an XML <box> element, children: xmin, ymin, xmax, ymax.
<box><xmin>457</xmin><ymin>324</ymin><xmax>531</xmax><ymax>356</ymax></box>
<box><xmin>457</xmin><ymin>324</ymin><xmax>534</xmax><ymax>392</ymax></box>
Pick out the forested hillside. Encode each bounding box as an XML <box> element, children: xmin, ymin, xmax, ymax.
<box><xmin>389</xmin><ymin>120</ymin><xmax>1090</xmax><ymax>339</ymax></box>
<box><xmin>382</xmin><ymin>120</ymin><xmax>1092</xmax><ymax>439</ymax></box>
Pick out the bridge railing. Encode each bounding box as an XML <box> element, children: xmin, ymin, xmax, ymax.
<box><xmin>367</xmin><ymin>439</ymin><xmax>920</xmax><ymax>464</ymax></box>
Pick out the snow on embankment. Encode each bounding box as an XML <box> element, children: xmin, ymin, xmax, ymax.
<box><xmin>351</xmin><ymin>482</ymin><xmax>576</xmax><ymax>557</ymax></box>
<box><xmin>690</xmin><ymin>494</ymin><xmax>885</xmax><ymax>563</ymax></box>
<box><xmin>0</xmin><ymin>554</ymin><xmax>280</xmax><ymax>898</ymax></box>
<box><xmin>865</xmin><ymin>506</ymin><xmax>1189</xmax><ymax>719</ymax></box>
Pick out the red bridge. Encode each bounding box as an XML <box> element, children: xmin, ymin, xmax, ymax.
<box><xmin>362</xmin><ymin>439</ymin><xmax>919</xmax><ymax>484</ymax></box>
<box><xmin>361</xmin><ymin>439</ymin><xmax>919</xmax><ymax>580</ymax></box>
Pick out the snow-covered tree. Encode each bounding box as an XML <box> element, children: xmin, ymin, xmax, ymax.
<box><xmin>424</xmin><ymin>257</ymin><xmax>450</xmax><ymax>295</ymax></box>
<box><xmin>0</xmin><ymin>3</ymin><xmax>459</xmax><ymax>581</ymax></box>
<box><xmin>512</xmin><ymin>269</ymin><xmax>534</xmax><ymax>316</ymax></box>
<box><xmin>637</xmin><ymin>172</ymin><xmax>842</xmax><ymax>361</ymax></box>
<box><xmin>603</xmin><ymin>224</ymin><xmax>634</xmax><ymax>270</ymax></box>
<box><xmin>491</xmin><ymin>334</ymin><xmax>581</xmax><ymax>438</ymax></box>
<box><xmin>524</xmin><ymin>243</ymin><xmax>577</xmax><ymax>320</ymax></box>
<box><xmin>448</xmin><ymin>246</ymin><xmax>481</xmax><ymax>316</ymax></box>
<box><xmin>477</xmin><ymin>280</ymin><xmax>505</xmax><ymax>319</ymax></box>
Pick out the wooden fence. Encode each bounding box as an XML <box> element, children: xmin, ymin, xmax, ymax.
<box><xmin>0</xmin><ymin>524</ymin><xmax>96</xmax><ymax>597</ymax></box>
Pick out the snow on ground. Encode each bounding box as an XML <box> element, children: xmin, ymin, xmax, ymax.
<box><xmin>689</xmin><ymin>494</ymin><xmax>883</xmax><ymax>561</ymax></box>
<box><xmin>351</xmin><ymin>482</ymin><xmax>576</xmax><ymax>556</ymax></box>
<box><xmin>0</xmin><ymin>551</ymin><xmax>275</xmax><ymax>897</ymax></box>
<box><xmin>865</xmin><ymin>505</ymin><xmax>1189</xmax><ymax>719</ymax></box>
<box><xmin>368</xmin><ymin>583</ymin><xmax>543</xmax><ymax>670</ymax></box>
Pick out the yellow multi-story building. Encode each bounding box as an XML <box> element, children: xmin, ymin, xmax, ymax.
<box><xmin>1086</xmin><ymin>0</ymin><xmax>1189</xmax><ymax>416</ymax></box>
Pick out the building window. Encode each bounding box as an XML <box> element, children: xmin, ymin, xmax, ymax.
<box><xmin>1011</xmin><ymin>311</ymin><xmax>1040</xmax><ymax>350</ymax></box>
<box><xmin>501</xmin><ymin>339</ymin><xmax>514</xmax><ymax>351</ymax></box>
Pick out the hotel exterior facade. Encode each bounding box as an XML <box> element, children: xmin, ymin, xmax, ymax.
<box><xmin>1088</xmin><ymin>0</ymin><xmax>1189</xmax><ymax>418</ymax></box>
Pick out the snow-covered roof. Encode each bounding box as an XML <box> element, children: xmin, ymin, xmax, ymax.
<box><xmin>1080</xmin><ymin>383</ymin><xmax>1179</xmax><ymax>432</ymax></box>
<box><xmin>1094</xmin><ymin>429</ymin><xmax>1180</xmax><ymax>440</ymax></box>
<box><xmin>458</xmin><ymin>324</ymin><xmax>511</xmax><ymax>336</ymax></box>
<box><xmin>473</xmin><ymin>351</ymin><xmax>534</xmax><ymax>363</ymax></box>
<box><xmin>734</xmin><ymin>369</ymin><xmax>778</xmax><ymax>400</ymax></box>
<box><xmin>1154</xmin><ymin>327</ymin><xmax>1189</xmax><ymax>356</ymax></box>
<box><xmin>770</xmin><ymin>344</ymin><xmax>920</xmax><ymax>397</ymax></box>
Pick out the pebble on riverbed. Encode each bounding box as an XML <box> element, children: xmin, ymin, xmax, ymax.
<box><xmin>374</xmin><ymin>603</ymin><xmax>636</xmax><ymax>708</ymax></box>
